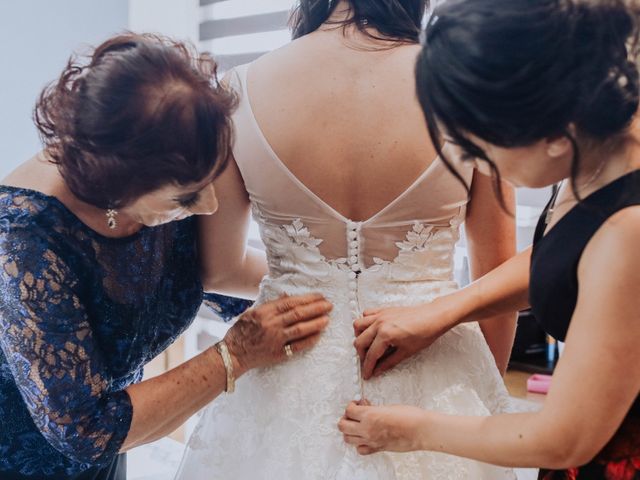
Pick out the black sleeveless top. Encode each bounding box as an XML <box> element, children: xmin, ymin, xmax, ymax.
<box><xmin>529</xmin><ymin>170</ymin><xmax>640</xmax><ymax>417</ymax></box>
<box><xmin>531</xmin><ymin>171</ymin><xmax>640</xmax><ymax>479</ymax></box>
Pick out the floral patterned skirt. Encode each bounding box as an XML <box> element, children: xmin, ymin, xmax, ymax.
<box><xmin>539</xmin><ymin>415</ymin><xmax>640</xmax><ymax>480</ymax></box>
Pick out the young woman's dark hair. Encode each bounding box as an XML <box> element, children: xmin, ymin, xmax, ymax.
<box><xmin>290</xmin><ymin>0</ymin><xmax>429</xmax><ymax>44</ymax></box>
<box><xmin>34</xmin><ymin>32</ymin><xmax>236</xmax><ymax>209</ymax></box>
<box><xmin>416</xmin><ymin>0</ymin><xmax>640</xmax><ymax>202</ymax></box>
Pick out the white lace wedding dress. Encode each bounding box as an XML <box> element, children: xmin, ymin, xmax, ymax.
<box><xmin>176</xmin><ymin>64</ymin><xmax>521</xmax><ymax>480</ymax></box>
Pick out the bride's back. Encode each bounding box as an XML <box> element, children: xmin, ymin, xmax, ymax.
<box><xmin>224</xmin><ymin>0</ymin><xmax>472</xmax><ymax>273</ymax></box>
<box><xmin>181</xmin><ymin>10</ymin><xmax>516</xmax><ymax>480</ymax></box>
<box><xmin>246</xmin><ymin>21</ymin><xmax>437</xmax><ymax>222</ymax></box>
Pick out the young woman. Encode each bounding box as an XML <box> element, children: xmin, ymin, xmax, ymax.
<box><xmin>0</xmin><ymin>33</ymin><xmax>331</xmax><ymax>480</ymax></box>
<box><xmin>341</xmin><ymin>0</ymin><xmax>640</xmax><ymax>478</ymax></box>
<box><xmin>177</xmin><ymin>1</ymin><xmax>520</xmax><ymax>478</ymax></box>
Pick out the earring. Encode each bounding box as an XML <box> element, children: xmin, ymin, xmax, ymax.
<box><xmin>106</xmin><ymin>209</ymin><xmax>119</xmax><ymax>230</ymax></box>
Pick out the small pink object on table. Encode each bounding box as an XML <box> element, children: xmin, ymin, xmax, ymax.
<box><xmin>527</xmin><ymin>374</ymin><xmax>553</xmax><ymax>394</ymax></box>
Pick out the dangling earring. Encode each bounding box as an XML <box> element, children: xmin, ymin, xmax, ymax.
<box><xmin>106</xmin><ymin>209</ymin><xmax>119</xmax><ymax>230</ymax></box>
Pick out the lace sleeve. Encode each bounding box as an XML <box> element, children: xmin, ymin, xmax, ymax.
<box><xmin>0</xmin><ymin>231</ymin><xmax>133</xmax><ymax>466</ymax></box>
<box><xmin>202</xmin><ymin>292</ymin><xmax>253</xmax><ymax>322</ymax></box>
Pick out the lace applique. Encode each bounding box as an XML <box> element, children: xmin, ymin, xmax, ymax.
<box><xmin>254</xmin><ymin>203</ymin><xmax>464</xmax><ymax>282</ymax></box>
<box><xmin>369</xmin><ymin>217</ymin><xmax>462</xmax><ymax>280</ymax></box>
<box><xmin>395</xmin><ymin>222</ymin><xmax>436</xmax><ymax>252</ymax></box>
<box><xmin>283</xmin><ymin>219</ymin><xmax>323</xmax><ymax>249</ymax></box>
<box><xmin>368</xmin><ymin>221</ymin><xmax>439</xmax><ymax>273</ymax></box>
<box><xmin>253</xmin><ymin>207</ymin><xmax>351</xmax><ymax>280</ymax></box>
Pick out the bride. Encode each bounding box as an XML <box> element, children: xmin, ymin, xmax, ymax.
<box><xmin>177</xmin><ymin>1</ymin><xmax>520</xmax><ymax>478</ymax></box>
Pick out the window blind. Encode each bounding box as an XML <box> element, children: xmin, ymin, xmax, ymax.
<box><xmin>199</xmin><ymin>0</ymin><xmax>296</xmax><ymax>70</ymax></box>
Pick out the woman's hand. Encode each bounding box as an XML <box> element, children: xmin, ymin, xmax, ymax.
<box><xmin>353</xmin><ymin>297</ymin><xmax>459</xmax><ymax>379</ymax></box>
<box><xmin>338</xmin><ymin>401</ymin><xmax>429</xmax><ymax>455</ymax></box>
<box><xmin>225</xmin><ymin>293</ymin><xmax>332</xmax><ymax>374</ymax></box>
<box><xmin>354</xmin><ymin>247</ymin><xmax>532</xmax><ymax>380</ymax></box>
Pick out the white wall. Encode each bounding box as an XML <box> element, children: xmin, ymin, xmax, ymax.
<box><xmin>129</xmin><ymin>0</ymin><xmax>200</xmax><ymax>44</ymax></box>
<box><xmin>0</xmin><ymin>0</ymin><xmax>129</xmax><ymax>180</ymax></box>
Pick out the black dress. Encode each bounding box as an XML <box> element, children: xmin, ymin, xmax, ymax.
<box><xmin>529</xmin><ymin>171</ymin><xmax>640</xmax><ymax>479</ymax></box>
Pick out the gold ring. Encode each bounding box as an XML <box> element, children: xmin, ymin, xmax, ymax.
<box><xmin>284</xmin><ymin>344</ymin><xmax>294</xmax><ymax>358</ymax></box>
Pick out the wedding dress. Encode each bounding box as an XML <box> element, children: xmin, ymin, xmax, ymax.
<box><xmin>176</xmin><ymin>63</ymin><xmax>519</xmax><ymax>480</ymax></box>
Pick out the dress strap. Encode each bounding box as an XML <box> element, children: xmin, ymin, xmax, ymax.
<box><xmin>533</xmin><ymin>183</ymin><xmax>561</xmax><ymax>246</ymax></box>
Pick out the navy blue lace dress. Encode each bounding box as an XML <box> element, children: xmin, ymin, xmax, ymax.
<box><xmin>0</xmin><ymin>186</ymin><xmax>250</xmax><ymax>479</ymax></box>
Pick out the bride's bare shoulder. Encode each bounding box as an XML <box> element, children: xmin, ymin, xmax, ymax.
<box><xmin>251</xmin><ymin>33</ymin><xmax>422</xmax><ymax>88</ymax></box>
<box><xmin>250</xmin><ymin>34</ymin><xmax>324</xmax><ymax>78</ymax></box>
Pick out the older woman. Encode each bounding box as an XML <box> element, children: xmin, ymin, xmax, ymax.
<box><xmin>0</xmin><ymin>33</ymin><xmax>331</xmax><ymax>479</ymax></box>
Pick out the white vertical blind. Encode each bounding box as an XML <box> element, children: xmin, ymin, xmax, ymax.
<box><xmin>199</xmin><ymin>0</ymin><xmax>297</xmax><ymax>69</ymax></box>
<box><xmin>129</xmin><ymin>0</ymin><xmax>200</xmax><ymax>44</ymax></box>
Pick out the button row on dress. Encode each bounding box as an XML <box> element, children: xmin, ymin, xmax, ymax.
<box><xmin>346</xmin><ymin>222</ymin><xmax>361</xmax><ymax>269</ymax></box>
<box><xmin>346</xmin><ymin>222</ymin><xmax>361</xmax><ymax>315</ymax></box>
<box><xmin>347</xmin><ymin>221</ymin><xmax>363</xmax><ymax>401</ymax></box>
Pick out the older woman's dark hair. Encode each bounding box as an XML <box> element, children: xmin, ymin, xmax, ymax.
<box><xmin>416</xmin><ymin>0</ymin><xmax>640</xmax><ymax>200</ymax></box>
<box><xmin>290</xmin><ymin>0</ymin><xmax>429</xmax><ymax>44</ymax></box>
<box><xmin>34</xmin><ymin>33</ymin><xmax>236</xmax><ymax>209</ymax></box>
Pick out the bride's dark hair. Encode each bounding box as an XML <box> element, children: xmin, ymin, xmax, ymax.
<box><xmin>416</xmin><ymin>0</ymin><xmax>640</xmax><ymax>203</ymax></box>
<box><xmin>290</xmin><ymin>0</ymin><xmax>429</xmax><ymax>44</ymax></box>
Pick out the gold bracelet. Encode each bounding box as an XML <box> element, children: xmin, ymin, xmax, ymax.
<box><xmin>216</xmin><ymin>340</ymin><xmax>235</xmax><ymax>394</ymax></box>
